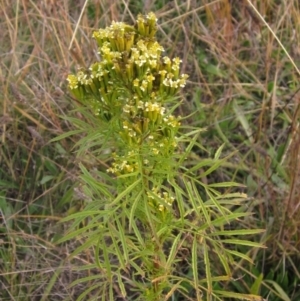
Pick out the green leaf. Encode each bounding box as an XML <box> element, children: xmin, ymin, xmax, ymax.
<box><xmin>77</xmin><ymin>283</ymin><xmax>104</xmax><ymax>301</ymax></box>
<box><xmin>79</xmin><ymin>163</ymin><xmax>112</xmax><ymax>198</ymax></box>
<box><xmin>117</xmin><ymin>271</ymin><xmax>127</xmax><ymax>298</ymax></box>
<box><xmin>95</xmin><ymin>235</ymin><xmax>103</xmax><ymax>270</ymax></box>
<box><xmin>131</xmin><ymin>219</ymin><xmax>145</xmax><ymax>248</ymax></box>
<box><xmin>130</xmin><ymin>260</ymin><xmax>146</xmax><ymax>278</ymax></box>
<box><xmin>220</xmin><ymin>239</ymin><xmax>264</xmax><ymax>248</ymax></box>
<box><xmin>107</xmin><ymin>178</ymin><xmax>142</xmax><ymax>208</ymax></box>
<box><xmin>60</xmin><ymin>210</ymin><xmax>106</xmax><ymax>222</ymax></box>
<box><xmin>211</xmin><ymin>229</ymin><xmax>265</xmax><ymax>236</ymax></box>
<box><xmin>177</xmin><ymin>131</ymin><xmax>200</xmax><ymax>165</ymax></box>
<box><xmin>214</xmin><ymin>290</ymin><xmax>265</xmax><ymax>300</ymax></box>
<box><xmin>210</xmin><ymin>239</ymin><xmax>232</xmax><ymax>276</ymax></box>
<box><xmin>70</xmin><ymin>274</ymin><xmax>104</xmax><ymax>286</ymax></box>
<box><xmin>205</xmin><ymin>186</ymin><xmax>227</xmax><ymax>217</ymax></box>
<box><xmin>108</xmin><ymin>223</ymin><xmax>126</xmax><ymax>270</ymax></box>
<box><xmin>198</xmin><ymin>212</ymin><xmax>250</xmax><ymax>230</ymax></box>
<box><xmin>44</xmin><ymin>159</ymin><xmax>59</xmax><ymax>174</ymax></box>
<box><xmin>214</xmin><ymin>143</ymin><xmax>225</xmax><ymax>159</ymax></box>
<box><xmin>39</xmin><ymin>175</ymin><xmax>54</xmax><ymax>185</ymax></box>
<box><xmin>40</xmin><ymin>261</ymin><xmax>65</xmax><ymax>301</ymax></box>
<box><xmin>129</xmin><ymin>190</ymin><xmax>143</xmax><ymax>231</ymax></box>
<box><xmin>233</xmin><ymin>99</ymin><xmax>254</xmax><ymax>143</ymax></box>
<box><xmin>203</xmin><ymin>239</ymin><xmax>212</xmax><ymax>297</ymax></box>
<box><xmin>208</xmin><ymin>182</ymin><xmax>246</xmax><ymax>188</ymax></box>
<box><xmin>192</xmin><ymin>236</ymin><xmax>200</xmax><ymax>299</ymax></box>
<box><xmin>101</xmin><ymin>232</ymin><xmax>112</xmax><ymax>281</ymax></box>
<box><xmin>50</xmin><ymin>129</ymin><xmax>85</xmax><ymax>142</ymax></box>
<box><xmin>264</xmin><ymin>280</ymin><xmax>291</xmax><ymax>301</ymax></box>
<box><xmin>205</xmin><ymin>64</ymin><xmax>225</xmax><ymax>77</ymax></box>
<box><xmin>187</xmin><ymin>158</ymin><xmax>217</xmax><ymax>173</ymax></box>
<box><xmin>166</xmin><ymin>232</ymin><xmax>182</xmax><ymax>269</ymax></box>
<box><xmin>56</xmin><ymin>221</ymin><xmax>102</xmax><ymax>244</ymax></box>
<box><xmin>69</xmin><ymin>232</ymin><xmax>100</xmax><ymax>258</ymax></box>
<box><xmin>191</xmin><ymin>180</ymin><xmax>211</xmax><ymax>226</ymax></box>
<box><xmin>116</xmin><ymin>217</ymin><xmax>129</xmax><ymax>264</ymax></box>
<box><xmin>225</xmin><ymin>249</ymin><xmax>254</xmax><ymax>264</ymax></box>
<box><xmin>250</xmin><ymin>273</ymin><xmax>264</xmax><ymax>295</ymax></box>
<box><xmin>199</xmin><ymin>158</ymin><xmax>227</xmax><ymax>177</ymax></box>
<box><xmin>184</xmin><ymin>179</ymin><xmax>198</xmax><ymax>213</ymax></box>
<box><xmin>169</xmin><ymin>179</ymin><xmax>186</xmax><ymax>223</ymax></box>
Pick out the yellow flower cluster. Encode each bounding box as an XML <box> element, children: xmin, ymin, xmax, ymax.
<box><xmin>67</xmin><ymin>12</ymin><xmax>188</xmax><ymax>190</ymax></box>
<box><xmin>147</xmin><ymin>188</ymin><xmax>175</xmax><ymax>212</ymax></box>
<box><xmin>106</xmin><ymin>151</ymin><xmax>139</xmax><ymax>175</ymax></box>
<box><xmin>67</xmin><ymin>12</ymin><xmax>188</xmax><ymax>107</ymax></box>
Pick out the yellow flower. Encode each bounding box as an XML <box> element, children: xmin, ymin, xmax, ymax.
<box><xmin>67</xmin><ymin>74</ymin><xmax>78</xmax><ymax>90</ymax></box>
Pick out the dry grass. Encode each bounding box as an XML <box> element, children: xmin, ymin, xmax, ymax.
<box><xmin>0</xmin><ymin>0</ymin><xmax>299</xmax><ymax>300</ymax></box>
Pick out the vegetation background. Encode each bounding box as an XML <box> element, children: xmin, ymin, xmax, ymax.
<box><xmin>0</xmin><ymin>0</ymin><xmax>299</xmax><ymax>300</ymax></box>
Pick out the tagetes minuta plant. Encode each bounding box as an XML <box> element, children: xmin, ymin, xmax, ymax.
<box><xmin>61</xmin><ymin>12</ymin><xmax>264</xmax><ymax>301</ymax></box>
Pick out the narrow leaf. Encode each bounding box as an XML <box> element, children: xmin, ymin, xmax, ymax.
<box><xmin>211</xmin><ymin>229</ymin><xmax>265</xmax><ymax>236</ymax></box>
<box><xmin>214</xmin><ymin>143</ymin><xmax>225</xmax><ymax>159</ymax></box>
<box><xmin>116</xmin><ymin>217</ymin><xmax>129</xmax><ymax>264</ymax></box>
<box><xmin>129</xmin><ymin>190</ymin><xmax>143</xmax><ymax>231</ymax></box>
<box><xmin>108</xmin><ymin>178</ymin><xmax>142</xmax><ymax>207</ymax></box>
<box><xmin>166</xmin><ymin>232</ymin><xmax>182</xmax><ymax>269</ymax></box>
<box><xmin>221</xmin><ymin>239</ymin><xmax>265</xmax><ymax>248</ymax></box>
<box><xmin>117</xmin><ymin>272</ymin><xmax>126</xmax><ymax>297</ymax></box>
<box><xmin>264</xmin><ymin>280</ymin><xmax>291</xmax><ymax>301</ymax></box>
<box><xmin>203</xmin><ymin>239</ymin><xmax>212</xmax><ymax>297</ymax></box>
<box><xmin>191</xmin><ymin>180</ymin><xmax>211</xmax><ymax>226</ymax></box>
<box><xmin>50</xmin><ymin>129</ymin><xmax>85</xmax><ymax>142</ymax></box>
<box><xmin>192</xmin><ymin>237</ymin><xmax>201</xmax><ymax>300</ymax></box>
<box><xmin>225</xmin><ymin>249</ymin><xmax>254</xmax><ymax>264</ymax></box>
<box><xmin>214</xmin><ymin>290</ymin><xmax>265</xmax><ymax>300</ymax></box>
<box><xmin>250</xmin><ymin>273</ymin><xmax>263</xmax><ymax>295</ymax></box>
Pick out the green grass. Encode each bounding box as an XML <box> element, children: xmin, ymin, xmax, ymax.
<box><xmin>1</xmin><ymin>0</ymin><xmax>299</xmax><ymax>300</ymax></box>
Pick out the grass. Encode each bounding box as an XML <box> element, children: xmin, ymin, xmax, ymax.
<box><xmin>0</xmin><ymin>0</ymin><xmax>299</xmax><ymax>300</ymax></box>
